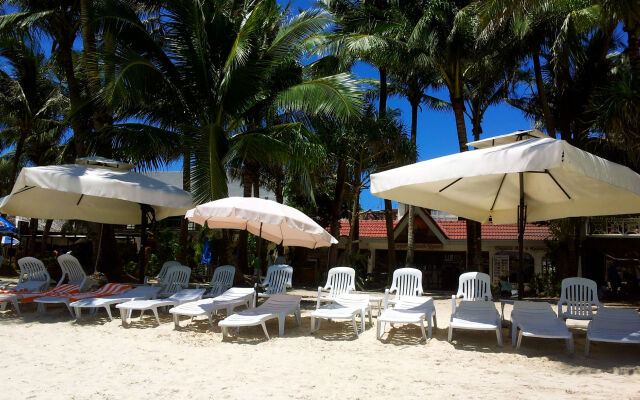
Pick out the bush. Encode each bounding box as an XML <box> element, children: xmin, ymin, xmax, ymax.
<box><xmin>530</xmin><ymin>269</ymin><xmax>560</xmax><ymax>297</ymax></box>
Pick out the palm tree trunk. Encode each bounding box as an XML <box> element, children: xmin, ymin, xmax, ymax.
<box><xmin>450</xmin><ymin>95</ymin><xmax>483</xmax><ymax>271</ymax></box>
<box><xmin>533</xmin><ymin>52</ymin><xmax>557</xmax><ymax>138</ymax></box>
<box><xmin>58</xmin><ymin>39</ymin><xmax>87</xmax><ymax>157</ymax></box>
<box><xmin>329</xmin><ymin>159</ymin><xmax>347</xmax><ymax>267</ymax></box>
<box><xmin>379</xmin><ymin>68</ymin><xmax>387</xmax><ymax>117</ymax></box>
<box><xmin>379</xmin><ymin>67</ymin><xmax>396</xmax><ymax>275</ymax></box>
<box><xmin>178</xmin><ymin>150</ymin><xmax>191</xmax><ymax>264</ymax></box>
<box><xmin>405</xmin><ymin>100</ymin><xmax>419</xmax><ymax>266</ymax></box>
<box><xmin>39</xmin><ymin>219</ymin><xmax>53</xmax><ymax>258</ymax></box>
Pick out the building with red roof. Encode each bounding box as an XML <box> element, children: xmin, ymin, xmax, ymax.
<box><xmin>332</xmin><ymin>208</ymin><xmax>554</xmax><ymax>290</ymax></box>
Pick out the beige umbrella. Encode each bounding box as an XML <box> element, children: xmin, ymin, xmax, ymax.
<box><xmin>371</xmin><ymin>137</ymin><xmax>640</xmax><ymax>297</ymax></box>
<box><xmin>186</xmin><ymin>197</ymin><xmax>337</xmax><ymax>249</ymax></box>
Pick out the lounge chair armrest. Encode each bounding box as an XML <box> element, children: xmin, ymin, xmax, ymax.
<box><xmin>557</xmin><ymin>300</ymin><xmax>562</xmax><ymax>318</ymax></box>
<box><xmin>384</xmin><ymin>289</ymin><xmax>390</xmax><ymax>310</ymax></box>
<box><xmin>451</xmin><ymin>295</ymin><xmax>457</xmax><ymax>317</ymax></box>
<box><xmin>316</xmin><ymin>286</ymin><xmax>323</xmax><ymax>309</ymax></box>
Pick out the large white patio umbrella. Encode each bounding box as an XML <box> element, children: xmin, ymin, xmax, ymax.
<box><xmin>0</xmin><ymin>158</ymin><xmax>193</xmax><ymax>224</ymax></box>
<box><xmin>186</xmin><ymin>197</ymin><xmax>338</xmax><ymax>249</ymax></box>
<box><xmin>370</xmin><ymin>137</ymin><xmax>640</xmax><ymax>297</ymax></box>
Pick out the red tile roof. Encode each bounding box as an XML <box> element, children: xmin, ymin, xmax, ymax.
<box><xmin>335</xmin><ymin>219</ymin><xmax>551</xmax><ymax>241</ymax></box>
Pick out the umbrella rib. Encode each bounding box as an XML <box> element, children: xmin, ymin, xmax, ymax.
<box><xmin>76</xmin><ymin>194</ymin><xmax>84</xmax><ymax>206</ymax></box>
<box><xmin>545</xmin><ymin>169</ymin><xmax>571</xmax><ymax>199</ymax></box>
<box><xmin>13</xmin><ymin>186</ymin><xmax>35</xmax><ymax>195</ymax></box>
<box><xmin>439</xmin><ymin>178</ymin><xmax>462</xmax><ymax>193</ymax></box>
<box><xmin>490</xmin><ymin>173</ymin><xmax>507</xmax><ymax>211</ymax></box>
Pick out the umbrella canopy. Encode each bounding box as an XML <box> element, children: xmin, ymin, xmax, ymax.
<box><xmin>371</xmin><ymin>138</ymin><xmax>640</xmax><ymax>224</ymax></box>
<box><xmin>1</xmin><ymin>236</ymin><xmax>19</xmax><ymax>245</ymax></box>
<box><xmin>0</xmin><ymin>216</ymin><xmax>17</xmax><ymax>234</ymax></box>
<box><xmin>0</xmin><ymin>161</ymin><xmax>193</xmax><ymax>224</ymax></box>
<box><xmin>186</xmin><ymin>197</ymin><xmax>338</xmax><ymax>249</ymax></box>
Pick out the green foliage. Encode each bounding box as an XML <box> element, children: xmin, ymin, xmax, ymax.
<box><xmin>530</xmin><ymin>269</ymin><xmax>561</xmax><ymax>297</ymax></box>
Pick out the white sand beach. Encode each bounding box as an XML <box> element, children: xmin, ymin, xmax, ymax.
<box><xmin>1</xmin><ymin>289</ymin><xmax>639</xmax><ymax>400</ymax></box>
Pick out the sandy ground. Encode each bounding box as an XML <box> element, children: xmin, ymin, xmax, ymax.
<box><xmin>1</xmin><ymin>287</ymin><xmax>639</xmax><ymax>400</ymax></box>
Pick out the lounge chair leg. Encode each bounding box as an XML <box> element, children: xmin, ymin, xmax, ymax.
<box><xmin>512</xmin><ymin>325</ymin><xmax>518</xmax><ymax>347</ymax></box>
<box><xmin>12</xmin><ymin>300</ymin><xmax>21</xmax><ymax>316</ymax></box>
<box><xmin>139</xmin><ymin>309</ymin><xmax>145</xmax><ymax>321</ymax></box>
<box><xmin>368</xmin><ymin>306</ymin><xmax>372</xmax><ymax>326</ymax></box>
<box><xmin>208</xmin><ymin>314</ymin><xmax>214</xmax><ymax>330</ymax></box>
<box><xmin>497</xmin><ymin>328</ymin><xmax>503</xmax><ymax>347</ymax></box>
<box><xmin>222</xmin><ymin>326</ymin><xmax>228</xmax><ymax>339</ymax></box>
<box><xmin>37</xmin><ymin>303</ymin><xmax>45</xmax><ymax>314</ymax></box>
<box><xmin>376</xmin><ymin>319</ymin><xmax>382</xmax><ymax>339</ymax></box>
<box><xmin>585</xmin><ymin>338</ymin><xmax>590</xmax><ymax>357</ymax></box>
<box><xmin>173</xmin><ymin>314</ymin><xmax>180</xmax><ymax>329</ymax></box>
<box><xmin>120</xmin><ymin>308</ymin><xmax>128</xmax><ymax>326</ymax></box>
<box><xmin>74</xmin><ymin>307</ymin><xmax>81</xmax><ymax>319</ymax></box>
<box><xmin>152</xmin><ymin>308</ymin><xmax>160</xmax><ymax>326</ymax></box>
<box><xmin>567</xmin><ymin>337</ymin><xmax>574</xmax><ymax>354</ymax></box>
<box><xmin>295</xmin><ymin>306</ymin><xmax>301</xmax><ymax>327</ymax></box>
<box><xmin>360</xmin><ymin>310</ymin><xmax>365</xmax><ymax>332</ymax></box>
<box><xmin>261</xmin><ymin>322</ymin><xmax>270</xmax><ymax>340</ymax></box>
<box><xmin>426</xmin><ymin>317</ymin><xmax>432</xmax><ymax>338</ymax></box>
<box><xmin>448</xmin><ymin>326</ymin><xmax>453</xmax><ymax>342</ymax></box>
<box><xmin>432</xmin><ymin>312</ymin><xmax>437</xmax><ymax>329</ymax></box>
<box><xmin>516</xmin><ymin>331</ymin><xmax>523</xmax><ymax>350</ymax></box>
<box><xmin>105</xmin><ymin>306</ymin><xmax>113</xmax><ymax>321</ymax></box>
<box><xmin>310</xmin><ymin>316</ymin><xmax>316</xmax><ymax>333</ymax></box>
<box><xmin>317</xmin><ymin>318</ymin><xmax>322</xmax><ymax>330</ymax></box>
<box><xmin>0</xmin><ymin>302</ymin><xmax>6</xmax><ymax>311</ymax></box>
<box><xmin>351</xmin><ymin>315</ymin><xmax>359</xmax><ymax>337</ymax></box>
<box><xmin>420</xmin><ymin>322</ymin><xmax>427</xmax><ymax>342</ymax></box>
<box><xmin>66</xmin><ymin>303</ymin><xmax>75</xmax><ymax>318</ymax></box>
<box><xmin>278</xmin><ymin>313</ymin><xmax>285</xmax><ymax>337</ymax></box>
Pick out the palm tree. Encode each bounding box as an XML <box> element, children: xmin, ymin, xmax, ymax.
<box><xmin>0</xmin><ymin>35</ymin><xmax>67</xmax><ymax>192</ymax></box>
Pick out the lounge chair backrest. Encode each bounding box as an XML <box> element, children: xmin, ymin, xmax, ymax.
<box><xmin>389</xmin><ymin>268</ymin><xmax>423</xmax><ymax>299</ymax></box>
<box><xmin>17</xmin><ymin>257</ymin><xmax>51</xmax><ymax>290</ymax></box>
<box><xmin>56</xmin><ymin>254</ymin><xmax>88</xmax><ymax>290</ymax></box>
<box><xmin>156</xmin><ymin>261</ymin><xmax>182</xmax><ymax>280</ymax></box>
<box><xmin>167</xmin><ymin>288</ymin><xmax>205</xmax><ymax>302</ymax></box>
<box><xmin>456</xmin><ymin>272</ymin><xmax>492</xmax><ymax>301</ymax></box>
<box><xmin>208</xmin><ymin>265</ymin><xmax>236</xmax><ymax>297</ymax></box>
<box><xmin>262</xmin><ymin>265</ymin><xmax>293</xmax><ymax>295</ymax></box>
<box><xmin>160</xmin><ymin>265</ymin><xmax>191</xmax><ymax>296</ymax></box>
<box><xmin>559</xmin><ymin>277</ymin><xmax>600</xmax><ymax>320</ymax></box>
<box><xmin>323</xmin><ymin>267</ymin><xmax>355</xmax><ymax>299</ymax></box>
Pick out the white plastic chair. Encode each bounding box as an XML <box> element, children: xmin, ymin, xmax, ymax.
<box><xmin>144</xmin><ymin>260</ymin><xmax>181</xmax><ymax>284</ymax></box>
<box><xmin>200</xmin><ymin>265</ymin><xmax>236</xmax><ymax>298</ymax></box>
<box><xmin>170</xmin><ymin>287</ymin><xmax>255</xmax><ymax>329</ymax></box>
<box><xmin>585</xmin><ymin>307</ymin><xmax>640</xmax><ymax>356</ymax></box>
<box><xmin>256</xmin><ymin>265</ymin><xmax>293</xmax><ymax>304</ymax></box>
<box><xmin>158</xmin><ymin>265</ymin><xmax>191</xmax><ymax>297</ymax></box>
<box><xmin>218</xmin><ymin>294</ymin><xmax>302</xmax><ymax>340</ymax></box>
<box><xmin>386</xmin><ymin>267</ymin><xmax>423</xmax><ymax>305</ymax></box>
<box><xmin>449</xmin><ymin>300</ymin><xmax>502</xmax><ymax>346</ymax></box>
<box><xmin>15</xmin><ymin>257</ymin><xmax>51</xmax><ymax>292</ymax></box>
<box><xmin>511</xmin><ymin>301</ymin><xmax>573</xmax><ymax>353</ymax></box>
<box><xmin>116</xmin><ymin>288</ymin><xmax>205</xmax><ymax>326</ymax></box>
<box><xmin>558</xmin><ymin>277</ymin><xmax>601</xmax><ymax>321</ymax></box>
<box><xmin>454</xmin><ymin>272</ymin><xmax>492</xmax><ymax>301</ymax></box>
<box><xmin>56</xmin><ymin>254</ymin><xmax>89</xmax><ymax>290</ymax></box>
<box><xmin>316</xmin><ymin>266</ymin><xmax>355</xmax><ymax>308</ymax></box>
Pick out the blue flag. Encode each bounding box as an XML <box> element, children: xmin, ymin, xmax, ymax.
<box><xmin>201</xmin><ymin>237</ymin><xmax>212</xmax><ymax>264</ymax></box>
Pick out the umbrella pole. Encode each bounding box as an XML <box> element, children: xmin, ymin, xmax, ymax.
<box><xmin>517</xmin><ymin>172</ymin><xmax>526</xmax><ymax>300</ymax></box>
<box><xmin>93</xmin><ymin>223</ymin><xmax>104</xmax><ymax>274</ymax></box>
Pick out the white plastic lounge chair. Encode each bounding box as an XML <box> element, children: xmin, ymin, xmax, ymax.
<box><xmin>1</xmin><ymin>283</ymin><xmax>81</xmax><ymax>315</ymax></box>
<box><xmin>116</xmin><ymin>288</ymin><xmax>205</xmax><ymax>326</ymax></box>
<box><xmin>449</xmin><ymin>300</ymin><xmax>502</xmax><ymax>346</ymax></box>
<box><xmin>218</xmin><ymin>294</ymin><xmax>301</xmax><ymax>340</ymax></box>
<box><xmin>157</xmin><ymin>265</ymin><xmax>191</xmax><ymax>297</ymax></box>
<box><xmin>377</xmin><ymin>296</ymin><xmax>437</xmax><ymax>341</ymax></box>
<box><xmin>311</xmin><ymin>294</ymin><xmax>371</xmax><ymax>337</ymax></box>
<box><xmin>57</xmin><ymin>254</ymin><xmax>89</xmax><ymax>290</ymax></box>
<box><xmin>585</xmin><ymin>307</ymin><xmax>640</xmax><ymax>356</ymax></box>
<box><xmin>316</xmin><ymin>266</ymin><xmax>355</xmax><ymax>308</ymax></box>
<box><xmin>510</xmin><ymin>301</ymin><xmax>573</xmax><ymax>353</ymax></box>
<box><xmin>144</xmin><ymin>260</ymin><xmax>181</xmax><ymax>285</ymax></box>
<box><xmin>256</xmin><ymin>265</ymin><xmax>293</xmax><ymax>303</ymax></box>
<box><xmin>34</xmin><ymin>283</ymin><xmax>131</xmax><ymax>317</ymax></box>
<box><xmin>0</xmin><ymin>258</ymin><xmax>51</xmax><ymax>314</ymax></box>
<box><xmin>12</xmin><ymin>257</ymin><xmax>51</xmax><ymax>293</ymax></box>
<box><xmin>70</xmin><ymin>285</ymin><xmax>163</xmax><ymax>320</ymax></box>
<box><xmin>454</xmin><ymin>272</ymin><xmax>492</xmax><ymax>301</ymax></box>
<box><xmin>386</xmin><ymin>268</ymin><xmax>423</xmax><ymax>306</ymax></box>
<box><xmin>169</xmin><ymin>287</ymin><xmax>255</xmax><ymax>329</ymax></box>
<box><xmin>198</xmin><ymin>265</ymin><xmax>236</xmax><ymax>298</ymax></box>
<box><xmin>558</xmin><ymin>277</ymin><xmax>601</xmax><ymax>321</ymax></box>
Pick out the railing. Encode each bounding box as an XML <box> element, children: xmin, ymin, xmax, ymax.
<box><xmin>587</xmin><ymin>217</ymin><xmax>640</xmax><ymax>237</ymax></box>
